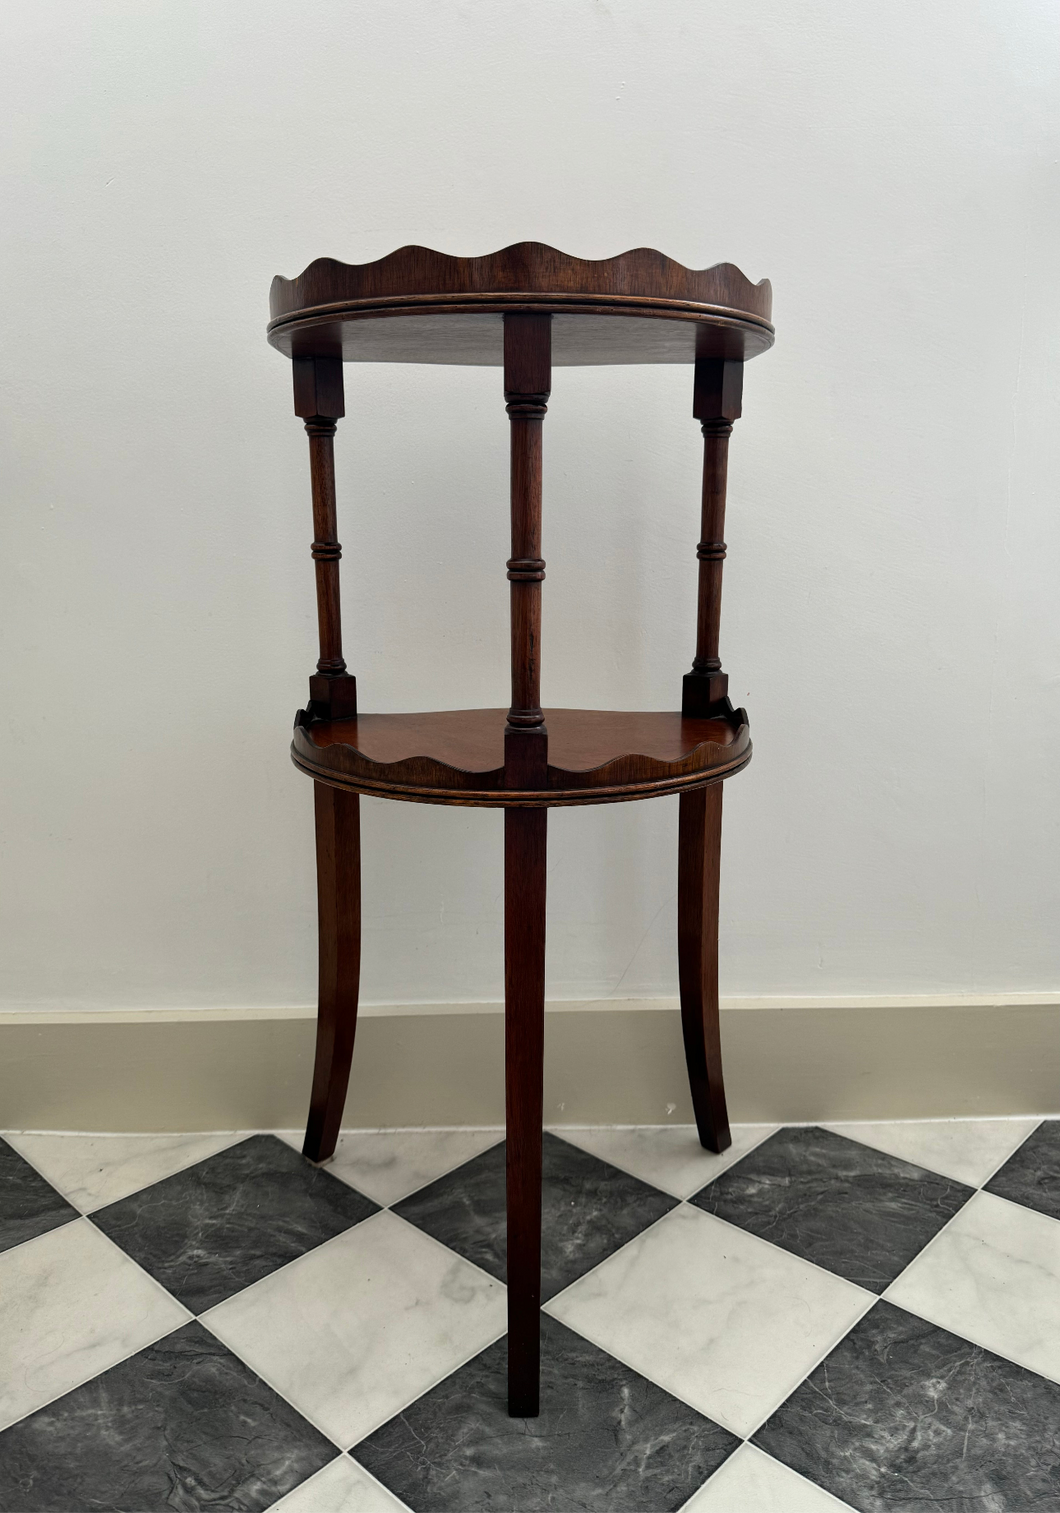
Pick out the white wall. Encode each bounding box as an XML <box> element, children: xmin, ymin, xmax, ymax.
<box><xmin>1</xmin><ymin>0</ymin><xmax>1058</xmax><ymax>1015</ymax></box>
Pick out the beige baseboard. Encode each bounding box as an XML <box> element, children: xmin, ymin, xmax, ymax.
<box><xmin>1</xmin><ymin>998</ymin><xmax>1057</xmax><ymax>1132</ymax></box>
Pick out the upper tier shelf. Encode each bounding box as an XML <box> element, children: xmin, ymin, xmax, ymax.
<box><xmin>268</xmin><ymin>243</ymin><xmax>773</xmax><ymax>367</ymax></box>
<box><xmin>292</xmin><ymin>706</ymin><xmax>751</xmax><ymax>808</ymax></box>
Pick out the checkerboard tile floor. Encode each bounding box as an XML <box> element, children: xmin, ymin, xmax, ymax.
<box><xmin>1</xmin><ymin>1117</ymin><xmax>1058</xmax><ymax>1511</ymax></box>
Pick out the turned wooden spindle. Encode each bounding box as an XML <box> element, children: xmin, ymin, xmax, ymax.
<box><xmin>682</xmin><ymin>357</ymin><xmax>743</xmax><ymax>719</ymax></box>
<box><xmin>503</xmin><ymin>313</ymin><xmax>551</xmax><ymax>790</ymax></box>
<box><xmin>293</xmin><ymin>357</ymin><xmax>358</xmax><ymax>720</ymax></box>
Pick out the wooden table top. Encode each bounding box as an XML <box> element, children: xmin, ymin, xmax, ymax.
<box><xmin>292</xmin><ymin>707</ymin><xmax>751</xmax><ymax>807</ymax></box>
<box><xmin>268</xmin><ymin>243</ymin><xmax>773</xmax><ymax>367</ymax></box>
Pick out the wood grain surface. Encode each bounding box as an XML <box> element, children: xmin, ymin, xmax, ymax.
<box><xmin>292</xmin><ymin>707</ymin><xmax>750</xmax><ymax>806</ymax></box>
<box><xmin>267</xmin><ymin>243</ymin><xmax>773</xmax><ymax>366</ymax></box>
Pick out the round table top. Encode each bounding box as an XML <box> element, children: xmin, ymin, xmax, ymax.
<box><xmin>267</xmin><ymin>242</ymin><xmax>773</xmax><ymax>367</ymax></box>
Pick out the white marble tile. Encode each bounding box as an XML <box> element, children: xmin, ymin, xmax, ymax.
<box><xmin>824</xmin><ymin>1118</ymin><xmax>1041</xmax><ymax>1189</ymax></box>
<box><xmin>4</xmin><ymin>1131</ymin><xmax>244</xmax><ymax>1213</ymax></box>
<box><xmin>554</xmin><ymin>1123</ymin><xmax>778</xmax><ymax>1200</ymax></box>
<box><xmin>203</xmin><ymin>1209</ymin><xmax>506</xmax><ymax>1449</ymax></box>
<box><xmin>277</xmin><ymin>1128</ymin><xmax>503</xmax><ymax>1207</ymax></box>
<box><xmin>885</xmin><ymin>1188</ymin><xmax>1060</xmax><ymax>1382</ymax></box>
<box><xmin>546</xmin><ymin>1203</ymin><xmax>871</xmax><ymax>1438</ymax></box>
<box><xmin>0</xmin><ymin>1217</ymin><xmax>189</xmax><ymax>1431</ymax></box>
<box><xmin>269</xmin><ymin>1454</ymin><xmax>411</xmax><ymax>1512</ymax></box>
<box><xmin>682</xmin><ymin>1443</ymin><xmax>858</xmax><ymax>1512</ymax></box>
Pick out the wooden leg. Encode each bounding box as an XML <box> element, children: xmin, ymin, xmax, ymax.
<box><xmin>303</xmin><ymin>782</ymin><xmax>361</xmax><ymax>1165</ymax></box>
<box><xmin>677</xmin><ymin>783</ymin><xmax>732</xmax><ymax>1154</ymax></box>
<box><xmin>504</xmin><ymin>805</ymin><xmax>547</xmax><ymax>1417</ymax></box>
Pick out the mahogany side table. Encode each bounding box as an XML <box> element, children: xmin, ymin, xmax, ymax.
<box><xmin>267</xmin><ymin>244</ymin><xmax>774</xmax><ymax>1416</ymax></box>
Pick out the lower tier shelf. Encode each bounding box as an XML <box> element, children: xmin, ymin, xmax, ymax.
<box><xmin>291</xmin><ymin>706</ymin><xmax>751</xmax><ymax>807</ymax></box>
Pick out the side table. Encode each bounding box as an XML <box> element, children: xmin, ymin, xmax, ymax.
<box><xmin>267</xmin><ymin>244</ymin><xmax>774</xmax><ymax>1415</ymax></box>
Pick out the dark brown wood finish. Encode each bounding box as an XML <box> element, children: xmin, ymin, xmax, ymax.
<box><xmin>504</xmin><ymin>805</ymin><xmax>547</xmax><ymax>1417</ymax></box>
<box><xmin>501</xmin><ymin>313</ymin><xmax>552</xmax><ymax>1414</ymax></box>
<box><xmin>302</xmin><ymin>781</ymin><xmax>362</xmax><ymax>1164</ymax></box>
<box><xmin>503</xmin><ymin>313</ymin><xmax>551</xmax><ymax>793</ymax></box>
<box><xmin>677</xmin><ymin>783</ymin><xmax>731</xmax><ymax>1153</ymax></box>
<box><xmin>267</xmin><ymin>243</ymin><xmax>773</xmax><ymax>367</ymax></box>
<box><xmin>291</xmin><ymin>707</ymin><xmax>750</xmax><ymax>806</ymax></box>
<box><xmin>294</xmin><ymin>357</ymin><xmax>358</xmax><ymax>720</ymax></box>
<box><xmin>271</xmin><ymin>244</ymin><xmax>774</xmax><ymax>1416</ymax></box>
<box><xmin>683</xmin><ymin>358</ymin><xmax>743</xmax><ymax>719</ymax></box>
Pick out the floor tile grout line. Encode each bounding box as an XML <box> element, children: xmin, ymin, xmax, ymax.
<box><xmin>0</xmin><ymin>1133</ymin><xmax>84</xmax><ymax>1215</ymax></box>
<box><xmin>536</xmin><ymin>1297</ymin><xmax>752</xmax><ymax>1440</ymax></box>
<box><xmin>817</xmin><ymin>1117</ymin><xmax>1047</xmax><ymax>1192</ymax></box>
<box><xmin>0</xmin><ymin>1179</ymin><xmax>207</xmax><ymax>1441</ymax></box>
<box><xmin>16</xmin><ymin>1143</ymin><xmax>386</xmax><ymax>1350</ymax></box>
<box><xmin>80</xmin><ymin>1209</ymin><xmax>194</xmax><ymax>1314</ymax></box>
<box><xmin>1</xmin><ymin>1129</ymin><xmax>252</xmax><ymax>1217</ymax></box>
<box><xmin>873</xmin><ymin>1294</ymin><xmax>1060</xmax><ymax>1387</ymax></box>
<box><xmin>85</xmin><ymin>1129</ymin><xmax>253</xmax><ymax>1212</ymax></box>
<box><xmin>275</xmin><ymin>1126</ymin><xmax>511</xmax><ymax>1211</ymax></box>
<box><xmin>554</xmin><ymin>1122</ymin><xmax>784</xmax><ymax>1201</ymax></box>
<box><xmin>1</xmin><ymin>1203</ymin><xmax>498</xmax><ymax>1452</ymax></box>
<box><xmin>878</xmin><ymin>1180</ymin><xmax>1029</xmax><ymax>1308</ymax></box>
<box><xmin>0</xmin><ymin>1211</ymin><xmax>84</xmax><ymax>1263</ymax></box>
<box><xmin>369</xmin><ymin>1203</ymin><xmax>829</xmax><ymax>1441</ymax></box>
<box><xmin>390</xmin><ymin>1162</ymin><xmax>1060</xmax><ymax>1440</ymax></box>
<box><xmin>192</xmin><ymin>1204</ymin><xmax>397</xmax><ymax>1317</ymax></box>
<box><xmin>682</xmin><ymin>1121</ymin><xmax>1030</xmax><ymax>1301</ymax></box>
<box><xmin>676</xmin><ymin>1146</ymin><xmax>1037</xmax><ymax>1433</ymax></box>
<box><xmin>381</xmin><ymin>1134</ymin><xmax>684</xmax><ymax>1300</ymax></box>
<box><xmin>376</xmin><ymin>1124</ymin><xmax>687</xmax><ymax>1213</ymax></box>
<box><xmin>675</xmin><ymin>1440</ymin><xmax>861</xmax><ymax>1513</ymax></box>
<box><xmin>260</xmin><ymin>1453</ymin><xmax>353</xmax><ymax>1513</ymax></box>
<box><xmin>540</xmin><ymin>1200</ymin><xmax>686</xmax><ymax>1313</ymax></box>
<box><xmin>543</xmin><ymin>1200</ymin><xmax>879</xmax><ymax>1443</ymax></box>
<box><xmin>739</xmin><ymin>1291</ymin><xmax>880</xmax><ymax>1445</ymax></box>
<box><xmin>343</xmin><ymin>1320</ymin><xmax>511</xmax><ymax>1458</ymax></box>
<box><xmin>192</xmin><ymin>1310</ymin><xmax>349</xmax><ymax>1454</ymax></box>
<box><xmin>674</xmin><ymin>1200</ymin><xmax>881</xmax><ymax>1301</ymax></box>
<box><xmin>0</xmin><ymin>1237</ymin><xmax>194</xmax><ymax>1443</ymax></box>
<box><xmin>971</xmin><ymin>1119</ymin><xmax>1046</xmax><ymax>1194</ymax></box>
<box><xmin>380</xmin><ymin>1133</ymin><xmax>508</xmax><ymax>1211</ymax></box>
<box><xmin>197</xmin><ymin>1209</ymin><xmax>507</xmax><ymax>1455</ymax></box>
<box><xmin>342</xmin><ymin>1451</ymin><xmax>416</xmax><ymax>1513</ymax></box>
<box><xmin>538</xmin><ymin>1127</ymin><xmax>689</xmax><ymax>1201</ymax></box>
<box><xmin>50</xmin><ymin>1207</ymin><xmax>389</xmax><ymax>1451</ymax></box>
<box><xmin>974</xmin><ymin>1184</ymin><xmax>1060</xmax><ymax>1225</ymax></box>
<box><xmin>876</xmin><ymin>1188</ymin><xmax>1060</xmax><ymax>1384</ymax></box>
<box><xmin>3</xmin><ymin>1131</ymin><xmax>252</xmax><ymax>1198</ymax></box>
<box><xmin>742</xmin><ymin>1443</ymin><xmax>863</xmax><ymax>1512</ymax></box>
<box><xmin>380</xmin><ymin>1204</ymin><xmax>511</xmax><ymax>1294</ymax></box>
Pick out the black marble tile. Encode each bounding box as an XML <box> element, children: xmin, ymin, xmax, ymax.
<box><xmin>0</xmin><ymin>1320</ymin><xmax>337</xmax><ymax>1512</ymax></box>
<box><xmin>91</xmin><ymin>1134</ymin><xmax>378</xmax><ymax>1313</ymax></box>
<box><xmin>354</xmin><ymin>1312</ymin><xmax>737</xmax><ymax>1512</ymax></box>
<box><xmin>0</xmin><ymin>1136</ymin><xmax>79</xmax><ymax>1255</ymax></box>
<box><xmin>985</xmin><ymin>1119</ymin><xmax>1060</xmax><ymax>1221</ymax></box>
<box><xmin>689</xmin><ymin>1125</ymin><xmax>973</xmax><ymax>1292</ymax></box>
<box><xmin>393</xmin><ymin>1131</ymin><xmax>676</xmax><ymax>1300</ymax></box>
<box><xmin>754</xmin><ymin>1299</ymin><xmax>1060</xmax><ymax>1512</ymax></box>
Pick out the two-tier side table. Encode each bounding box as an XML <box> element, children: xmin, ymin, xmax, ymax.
<box><xmin>266</xmin><ymin>243</ymin><xmax>774</xmax><ymax>1416</ymax></box>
